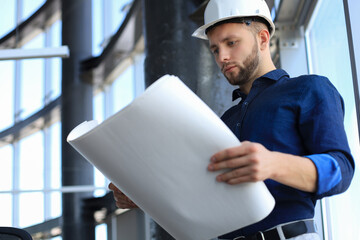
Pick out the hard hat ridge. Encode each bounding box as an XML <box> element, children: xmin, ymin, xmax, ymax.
<box><xmin>192</xmin><ymin>0</ymin><xmax>275</xmax><ymax>40</ymax></box>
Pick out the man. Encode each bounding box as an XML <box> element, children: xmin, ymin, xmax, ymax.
<box><xmin>109</xmin><ymin>0</ymin><xmax>355</xmax><ymax>239</ymax></box>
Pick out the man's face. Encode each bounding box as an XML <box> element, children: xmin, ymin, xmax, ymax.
<box><xmin>207</xmin><ymin>23</ymin><xmax>260</xmax><ymax>87</ymax></box>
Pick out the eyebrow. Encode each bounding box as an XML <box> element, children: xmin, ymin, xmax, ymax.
<box><xmin>209</xmin><ymin>43</ymin><xmax>218</xmax><ymax>51</ymax></box>
<box><xmin>209</xmin><ymin>36</ymin><xmax>238</xmax><ymax>50</ymax></box>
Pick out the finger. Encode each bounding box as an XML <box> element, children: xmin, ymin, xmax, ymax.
<box><xmin>114</xmin><ymin>196</ymin><xmax>132</xmax><ymax>208</ymax></box>
<box><xmin>116</xmin><ymin>201</ymin><xmax>135</xmax><ymax>209</ymax></box>
<box><xmin>116</xmin><ymin>197</ymin><xmax>133</xmax><ymax>205</ymax></box>
<box><xmin>110</xmin><ymin>186</ymin><xmax>128</xmax><ymax>202</ymax></box>
<box><xmin>226</xmin><ymin>176</ymin><xmax>256</xmax><ymax>185</ymax></box>
<box><xmin>108</xmin><ymin>182</ymin><xmax>119</xmax><ymax>191</ymax></box>
<box><xmin>208</xmin><ymin>155</ymin><xmax>250</xmax><ymax>171</ymax></box>
<box><xmin>116</xmin><ymin>202</ymin><xmax>138</xmax><ymax>209</ymax></box>
<box><xmin>216</xmin><ymin>165</ymin><xmax>252</xmax><ymax>181</ymax></box>
<box><xmin>116</xmin><ymin>198</ymin><xmax>138</xmax><ymax>209</ymax></box>
<box><xmin>113</xmin><ymin>192</ymin><xmax>138</xmax><ymax>207</ymax></box>
<box><xmin>211</xmin><ymin>141</ymin><xmax>252</xmax><ymax>163</ymax></box>
<box><xmin>218</xmin><ymin>165</ymin><xmax>266</xmax><ymax>184</ymax></box>
<box><xmin>208</xmin><ymin>157</ymin><xmax>239</xmax><ymax>171</ymax></box>
<box><xmin>113</xmin><ymin>191</ymin><xmax>130</xmax><ymax>203</ymax></box>
<box><xmin>112</xmin><ymin>191</ymin><xmax>124</xmax><ymax>201</ymax></box>
<box><xmin>109</xmin><ymin>183</ymin><xmax>125</xmax><ymax>196</ymax></box>
<box><xmin>108</xmin><ymin>183</ymin><xmax>138</xmax><ymax>209</ymax></box>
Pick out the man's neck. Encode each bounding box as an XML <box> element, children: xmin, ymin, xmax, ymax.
<box><xmin>240</xmin><ymin>64</ymin><xmax>276</xmax><ymax>95</ymax></box>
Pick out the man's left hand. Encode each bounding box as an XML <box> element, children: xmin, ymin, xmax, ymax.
<box><xmin>207</xmin><ymin>141</ymin><xmax>275</xmax><ymax>184</ymax></box>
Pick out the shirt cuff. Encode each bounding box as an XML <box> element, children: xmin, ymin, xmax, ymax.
<box><xmin>306</xmin><ymin>154</ymin><xmax>342</xmax><ymax>195</ymax></box>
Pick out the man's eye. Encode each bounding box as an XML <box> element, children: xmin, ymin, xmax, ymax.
<box><xmin>212</xmin><ymin>49</ymin><xmax>219</xmax><ymax>55</ymax></box>
<box><xmin>228</xmin><ymin>41</ymin><xmax>236</xmax><ymax>46</ymax></box>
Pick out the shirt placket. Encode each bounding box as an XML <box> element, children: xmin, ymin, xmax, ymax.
<box><xmin>236</xmin><ymin>81</ymin><xmax>266</xmax><ymax>139</ymax></box>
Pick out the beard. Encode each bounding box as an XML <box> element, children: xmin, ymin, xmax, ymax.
<box><xmin>222</xmin><ymin>41</ymin><xmax>260</xmax><ymax>87</ymax></box>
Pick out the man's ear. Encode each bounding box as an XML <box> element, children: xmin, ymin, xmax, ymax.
<box><xmin>258</xmin><ymin>29</ymin><xmax>270</xmax><ymax>51</ymax></box>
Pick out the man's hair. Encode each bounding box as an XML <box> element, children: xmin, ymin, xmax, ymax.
<box><xmin>205</xmin><ymin>17</ymin><xmax>272</xmax><ymax>36</ymax></box>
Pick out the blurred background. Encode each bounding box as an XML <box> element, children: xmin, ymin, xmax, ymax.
<box><xmin>0</xmin><ymin>0</ymin><xmax>359</xmax><ymax>239</ymax></box>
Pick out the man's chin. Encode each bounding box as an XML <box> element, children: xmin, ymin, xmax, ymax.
<box><xmin>226</xmin><ymin>78</ymin><xmax>239</xmax><ymax>86</ymax></box>
<box><xmin>224</xmin><ymin>74</ymin><xmax>239</xmax><ymax>85</ymax></box>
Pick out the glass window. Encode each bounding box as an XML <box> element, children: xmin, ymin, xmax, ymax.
<box><xmin>49</xmin><ymin>20</ymin><xmax>61</xmax><ymax>48</ymax></box>
<box><xmin>306</xmin><ymin>0</ymin><xmax>360</xmax><ymax>239</ymax></box>
<box><xmin>19</xmin><ymin>131</ymin><xmax>44</xmax><ymax>190</ymax></box>
<box><xmin>92</xmin><ymin>0</ymin><xmax>104</xmax><ymax>56</ymax></box>
<box><xmin>94</xmin><ymin>168</ymin><xmax>107</xmax><ymax>197</ymax></box>
<box><xmin>50</xmin><ymin>191</ymin><xmax>61</xmax><ymax>218</ymax></box>
<box><xmin>0</xmin><ymin>0</ymin><xmax>15</xmax><ymax>38</ymax></box>
<box><xmin>95</xmin><ymin>223</ymin><xmax>107</xmax><ymax>240</ymax></box>
<box><xmin>92</xmin><ymin>0</ymin><xmax>134</xmax><ymax>56</ymax></box>
<box><xmin>49</xmin><ymin>21</ymin><xmax>62</xmax><ymax>100</ymax></box>
<box><xmin>92</xmin><ymin>65</ymin><xmax>138</xmax><ymax>197</ymax></box>
<box><xmin>0</xmin><ymin>145</ymin><xmax>13</xmax><ymax>191</ymax></box>
<box><xmin>0</xmin><ymin>194</ymin><xmax>12</xmax><ymax>226</ymax></box>
<box><xmin>110</xmin><ymin>0</ymin><xmax>133</xmax><ymax>34</ymax></box>
<box><xmin>50</xmin><ymin>122</ymin><xmax>61</xmax><ymax>189</ymax></box>
<box><xmin>19</xmin><ymin>192</ymin><xmax>44</xmax><ymax>227</ymax></box>
<box><xmin>93</xmin><ymin>91</ymin><xmax>107</xmax><ymax>197</ymax></box>
<box><xmin>20</xmin><ymin>33</ymin><xmax>45</xmax><ymax>119</ymax></box>
<box><xmin>0</xmin><ymin>61</ymin><xmax>15</xmax><ymax>131</ymax></box>
<box><xmin>49</xmin><ymin>57</ymin><xmax>62</xmax><ymax>100</ymax></box>
<box><xmin>112</xmin><ymin>65</ymin><xmax>135</xmax><ymax>113</ymax></box>
<box><xmin>0</xmin><ymin>0</ymin><xmax>64</xmax><ymax>231</ymax></box>
<box><xmin>93</xmin><ymin>91</ymin><xmax>105</xmax><ymax>123</ymax></box>
<box><xmin>21</xmin><ymin>0</ymin><xmax>46</xmax><ymax>21</ymax></box>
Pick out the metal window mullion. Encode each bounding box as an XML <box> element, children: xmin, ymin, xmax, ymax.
<box><xmin>305</xmin><ymin>31</ymin><xmax>327</xmax><ymax>240</ymax></box>
<box><xmin>102</xmin><ymin>85</ymin><xmax>113</xmax><ymax>189</ymax></box>
<box><xmin>111</xmin><ymin>214</ymin><xmax>117</xmax><ymax>240</ymax></box>
<box><xmin>321</xmin><ymin>198</ymin><xmax>333</xmax><ymax>240</ymax></box>
<box><xmin>14</xmin><ymin>60</ymin><xmax>22</xmax><ymax>123</ymax></box>
<box><xmin>133</xmin><ymin>53</ymin><xmax>145</xmax><ymax>97</ymax></box>
<box><xmin>15</xmin><ymin>0</ymin><xmax>22</xmax><ymax>47</ymax></box>
<box><xmin>0</xmin><ymin>185</ymin><xmax>108</xmax><ymax>194</ymax></box>
<box><xmin>44</xmin><ymin>26</ymin><xmax>53</xmax><ymax>105</ymax></box>
<box><xmin>133</xmin><ymin>53</ymin><xmax>148</xmax><ymax>239</ymax></box>
<box><xmin>100</xmin><ymin>85</ymin><xmax>111</xmax><ymax>191</ymax></box>
<box><xmin>103</xmin><ymin>0</ymin><xmax>113</xmax><ymax>44</ymax></box>
<box><xmin>343</xmin><ymin>0</ymin><xmax>360</xmax><ymax>140</ymax></box>
<box><xmin>104</xmin><ymin>85</ymin><xmax>113</xmax><ymax>119</ymax></box>
<box><xmin>12</xmin><ymin>0</ymin><xmax>23</xmax><ymax>228</ymax></box>
<box><xmin>43</xmin><ymin>127</ymin><xmax>52</xmax><ymax>220</ymax></box>
<box><xmin>304</xmin><ymin>31</ymin><xmax>313</xmax><ymax>74</ymax></box>
<box><xmin>303</xmin><ymin>2</ymin><xmax>330</xmax><ymax>239</ymax></box>
<box><xmin>12</xmin><ymin>142</ymin><xmax>20</xmax><ymax>227</ymax></box>
<box><xmin>102</xmin><ymin>0</ymin><xmax>116</xmax><ymax>182</ymax></box>
<box><xmin>43</xmin><ymin>25</ymin><xmax>53</xmax><ymax>221</ymax></box>
<box><xmin>14</xmin><ymin>0</ymin><xmax>23</xmax><ymax>123</ymax></box>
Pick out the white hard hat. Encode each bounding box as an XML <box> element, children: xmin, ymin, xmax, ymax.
<box><xmin>192</xmin><ymin>0</ymin><xmax>275</xmax><ymax>40</ymax></box>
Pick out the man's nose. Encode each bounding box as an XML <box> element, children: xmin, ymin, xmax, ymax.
<box><xmin>218</xmin><ymin>49</ymin><xmax>230</xmax><ymax>63</ymax></box>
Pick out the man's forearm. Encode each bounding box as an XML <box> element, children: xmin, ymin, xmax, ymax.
<box><xmin>270</xmin><ymin>152</ymin><xmax>318</xmax><ymax>193</ymax></box>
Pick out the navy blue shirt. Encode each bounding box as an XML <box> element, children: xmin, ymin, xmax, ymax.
<box><xmin>219</xmin><ymin>69</ymin><xmax>354</xmax><ymax>237</ymax></box>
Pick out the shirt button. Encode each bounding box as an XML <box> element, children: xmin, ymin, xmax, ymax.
<box><xmin>244</xmin><ymin>102</ymin><xmax>248</xmax><ymax>105</ymax></box>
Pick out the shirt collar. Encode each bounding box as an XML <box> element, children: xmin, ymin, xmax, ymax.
<box><xmin>232</xmin><ymin>69</ymin><xmax>289</xmax><ymax>101</ymax></box>
<box><xmin>261</xmin><ymin>68</ymin><xmax>289</xmax><ymax>81</ymax></box>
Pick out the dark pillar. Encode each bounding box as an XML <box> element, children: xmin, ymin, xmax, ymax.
<box><xmin>143</xmin><ymin>0</ymin><xmax>202</xmax><ymax>92</ymax></box>
<box><xmin>143</xmin><ymin>0</ymin><xmax>235</xmax><ymax>117</ymax></box>
<box><xmin>142</xmin><ymin>0</ymin><xmax>235</xmax><ymax>239</ymax></box>
<box><xmin>61</xmin><ymin>0</ymin><xmax>94</xmax><ymax>239</ymax></box>
<box><xmin>143</xmin><ymin>0</ymin><xmax>199</xmax><ymax>239</ymax></box>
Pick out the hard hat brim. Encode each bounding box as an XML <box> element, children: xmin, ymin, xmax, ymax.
<box><xmin>192</xmin><ymin>15</ymin><xmax>275</xmax><ymax>40</ymax></box>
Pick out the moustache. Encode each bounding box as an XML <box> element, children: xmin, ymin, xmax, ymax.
<box><xmin>221</xmin><ymin>62</ymin><xmax>237</xmax><ymax>72</ymax></box>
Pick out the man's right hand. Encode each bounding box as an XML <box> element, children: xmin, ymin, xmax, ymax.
<box><xmin>108</xmin><ymin>182</ymin><xmax>138</xmax><ymax>209</ymax></box>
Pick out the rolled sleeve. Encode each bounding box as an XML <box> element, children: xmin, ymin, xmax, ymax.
<box><xmin>298</xmin><ymin>77</ymin><xmax>354</xmax><ymax>198</ymax></box>
<box><xmin>306</xmin><ymin>153</ymin><xmax>342</xmax><ymax>196</ymax></box>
